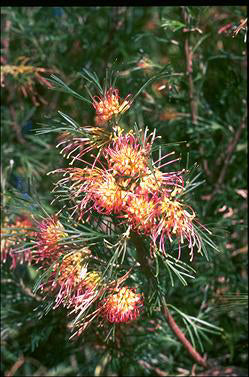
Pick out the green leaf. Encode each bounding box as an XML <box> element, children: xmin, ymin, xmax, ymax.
<box><xmin>47</xmin><ymin>74</ymin><xmax>91</xmax><ymax>104</ymax></box>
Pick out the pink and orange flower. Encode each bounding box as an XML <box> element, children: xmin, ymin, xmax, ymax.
<box><xmin>34</xmin><ymin>216</ymin><xmax>68</xmax><ymax>265</ymax></box>
<box><xmin>1</xmin><ymin>216</ymin><xmax>35</xmax><ymax>269</ymax></box>
<box><xmin>45</xmin><ymin>248</ymin><xmax>94</xmax><ymax>309</ymax></box>
<box><xmin>100</xmin><ymin>286</ymin><xmax>143</xmax><ymax>323</ymax></box>
<box><xmin>105</xmin><ymin>133</ymin><xmax>150</xmax><ymax>178</ymax></box>
<box><xmin>151</xmin><ymin>195</ymin><xmax>202</xmax><ymax>261</ymax></box>
<box><xmin>93</xmin><ymin>87</ymin><xmax>131</xmax><ymax>125</ymax></box>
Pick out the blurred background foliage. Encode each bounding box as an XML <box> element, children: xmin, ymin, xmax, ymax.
<box><xmin>1</xmin><ymin>6</ymin><xmax>247</xmax><ymax>376</ymax></box>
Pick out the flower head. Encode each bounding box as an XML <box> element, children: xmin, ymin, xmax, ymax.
<box><xmin>56</xmin><ymin>249</ymin><xmax>90</xmax><ymax>287</ymax></box>
<box><xmin>72</xmin><ymin>271</ymin><xmax>102</xmax><ymax>307</ymax></box>
<box><xmin>90</xmin><ymin>171</ymin><xmax>130</xmax><ymax>214</ymax></box>
<box><xmin>82</xmin><ymin>270</ymin><xmax>102</xmax><ymax>291</ymax></box>
<box><xmin>152</xmin><ymin>195</ymin><xmax>201</xmax><ymax>261</ymax></box>
<box><xmin>1</xmin><ymin>216</ymin><xmax>35</xmax><ymax>269</ymax></box>
<box><xmin>105</xmin><ymin>133</ymin><xmax>150</xmax><ymax>179</ymax></box>
<box><xmin>34</xmin><ymin>216</ymin><xmax>68</xmax><ymax>264</ymax></box>
<box><xmin>124</xmin><ymin>194</ymin><xmax>158</xmax><ymax>234</ymax></box>
<box><xmin>93</xmin><ymin>87</ymin><xmax>131</xmax><ymax>125</ymax></box>
<box><xmin>1</xmin><ymin>60</ymin><xmax>52</xmax><ymax>105</ymax></box>
<box><xmin>138</xmin><ymin>167</ymin><xmax>163</xmax><ymax>194</ymax></box>
<box><xmin>61</xmin><ymin>167</ymin><xmax>130</xmax><ymax>217</ymax></box>
<box><xmin>49</xmin><ymin>248</ymin><xmax>92</xmax><ymax>308</ymax></box>
<box><xmin>68</xmin><ymin>270</ymin><xmax>103</xmax><ymax>317</ymax></box>
<box><xmin>101</xmin><ymin>286</ymin><xmax>143</xmax><ymax>323</ymax></box>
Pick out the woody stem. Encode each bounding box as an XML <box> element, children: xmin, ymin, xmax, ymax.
<box><xmin>132</xmin><ymin>232</ymin><xmax>207</xmax><ymax>368</ymax></box>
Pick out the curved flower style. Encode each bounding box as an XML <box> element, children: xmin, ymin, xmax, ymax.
<box><xmin>1</xmin><ymin>216</ymin><xmax>35</xmax><ymax>269</ymax></box>
<box><xmin>47</xmin><ymin>248</ymin><xmax>95</xmax><ymax>308</ymax></box>
<box><xmin>56</xmin><ymin>125</ymin><xmax>124</xmax><ymax>164</ymax></box>
<box><xmin>93</xmin><ymin>87</ymin><xmax>131</xmax><ymax>125</ymax></box>
<box><xmin>152</xmin><ymin>195</ymin><xmax>202</xmax><ymax>261</ymax></box>
<box><xmin>71</xmin><ymin>270</ymin><xmax>103</xmax><ymax>312</ymax></box>
<box><xmin>51</xmin><ymin>167</ymin><xmax>130</xmax><ymax>218</ymax></box>
<box><xmin>100</xmin><ymin>286</ymin><xmax>143</xmax><ymax>323</ymax></box>
<box><xmin>34</xmin><ymin>216</ymin><xmax>68</xmax><ymax>265</ymax></box>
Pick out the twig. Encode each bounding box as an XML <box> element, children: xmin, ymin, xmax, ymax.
<box><xmin>1</xmin><ymin>278</ymin><xmax>43</xmax><ymax>301</ymax></box>
<box><xmin>212</xmin><ymin>116</ymin><xmax>246</xmax><ymax>197</ymax></box>
<box><xmin>232</xmin><ymin>18</ymin><xmax>247</xmax><ymax>38</ymax></box>
<box><xmin>19</xmin><ymin>278</ymin><xmax>43</xmax><ymax>301</ymax></box>
<box><xmin>9</xmin><ymin>106</ymin><xmax>26</xmax><ymax>144</ymax></box>
<box><xmin>5</xmin><ymin>356</ymin><xmax>25</xmax><ymax>377</ymax></box>
<box><xmin>182</xmin><ymin>7</ymin><xmax>198</xmax><ymax>125</ymax></box>
<box><xmin>216</xmin><ymin>118</ymin><xmax>246</xmax><ymax>187</ymax></box>
<box><xmin>162</xmin><ymin>305</ymin><xmax>207</xmax><ymax>368</ymax></box>
<box><xmin>1</xmin><ymin>19</ymin><xmax>11</xmax><ymax>65</ymax></box>
<box><xmin>132</xmin><ymin>233</ymin><xmax>208</xmax><ymax>368</ymax></box>
<box><xmin>5</xmin><ymin>355</ymin><xmax>47</xmax><ymax>377</ymax></box>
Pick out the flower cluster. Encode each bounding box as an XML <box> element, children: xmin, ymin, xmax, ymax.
<box><xmin>33</xmin><ymin>215</ymin><xmax>68</xmax><ymax>265</ymax></box>
<box><xmin>52</xmin><ymin>103</ymin><xmax>203</xmax><ymax>261</ymax></box>
<box><xmin>101</xmin><ymin>286</ymin><xmax>143</xmax><ymax>323</ymax></box>
<box><xmin>32</xmin><ymin>214</ymin><xmax>143</xmax><ymax>331</ymax></box>
<box><xmin>32</xmin><ymin>83</ymin><xmax>212</xmax><ymax>337</ymax></box>
<box><xmin>93</xmin><ymin>87</ymin><xmax>131</xmax><ymax>125</ymax></box>
<box><xmin>4</xmin><ymin>83</ymin><xmax>209</xmax><ymax>338</ymax></box>
<box><xmin>1</xmin><ymin>215</ymin><xmax>35</xmax><ymax>269</ymax></box>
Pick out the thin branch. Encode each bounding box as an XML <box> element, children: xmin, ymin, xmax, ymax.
<box><xmin>5</xmin><ymin>355</ymin><xmax>47</xmax><ymax>377</ymax></box>
<box><xmin>19</xmin><ymin>278</ymin><xmax>43</xmax><ymax>301</ymax></box>
<box><xmin>9</xmin><ymin>106</ymin><xmax>26</xmax><ymax>144</ymax></box>
<box><xmin>216</xmin><ymin>118</ymin><xmax>246</xmax><ymax>187</ymax></box>
<box><xmin>132</xmin><ymin>233</ymin><xmax>208</xmax><ymax>368</ymax></box>
<box><xmin>182</xmin><ymin>7</ymin><xmax>198</xmax><ymax>125</ymax></box>
<box><xmin>161</xmin><ymin>305</ymin><xmax>207</xmax><ymax>368</ymax></box>
<box><xmin>1</xmin><ymin>19</ymin><xmax>11</xmax><ymax>65</ymax></box>
<box><xmin>211</xmin><ymin>116</ymin><xmax>246</xmax><ymax>197</ymax></box>
<box><xmin>1</xmin><ymin>278</ymin><xmax>43</xmax><ymax>302</ymax></box>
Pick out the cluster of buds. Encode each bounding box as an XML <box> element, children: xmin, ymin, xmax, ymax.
<box><xmin>93</xmin><ymin>87</ymin><xmax>131</xmax><ymax>125</ymax></box>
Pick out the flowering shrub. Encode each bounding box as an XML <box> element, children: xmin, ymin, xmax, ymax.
<box><xmin>1</xmin><ymin>7</ymin><xmax>247</xmax><ymax>377</ymax></box>
<box><xmin>1</xmin><ymin>68</ymin><xmax>222</xmax><ymax>366</ymax></box>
